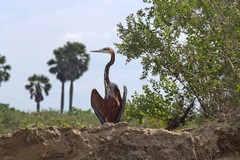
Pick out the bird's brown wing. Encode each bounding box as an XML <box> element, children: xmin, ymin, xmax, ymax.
<box><xmin>91</xmin><ymin>89</ymin><xmax>106</xmax><ymax>124</ymax></box>
<box><xmin>116</xmin><ymin>86</ymin><xmax>127</xmax><ymax>123</ymax></box>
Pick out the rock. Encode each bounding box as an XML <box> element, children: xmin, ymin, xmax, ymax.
<box><xmin>193</xmin><ymin>123</ymin><xmax>240</xmax><ymax>160</ymax></box>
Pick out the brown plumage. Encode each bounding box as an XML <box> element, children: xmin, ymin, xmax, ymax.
<box><xmin>90</xmin><ymin>47</ymin><xmax>127</xmax><ymax>124</ymax></box>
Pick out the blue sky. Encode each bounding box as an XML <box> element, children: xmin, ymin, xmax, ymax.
<box><xmin>0</xmin><ymin>0</ymin><xmax>147</xmax><ymax>112</ymax></box>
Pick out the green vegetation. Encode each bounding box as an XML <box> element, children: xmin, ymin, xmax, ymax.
<box><xmin>0</xmin><ymin>103</ymin><xmax>171</xmax><ymax>133</ymax></box>
<box><xmin>117</xmin><ymin>0</ymin><xmax>240</xmax><ymax>129</ymax></box>
<box><xmin>1</xmin><ymin>1</ymin><xmax>240</xmax><ymax>132</ymax></box>
<box><xmin>0</xmin><ymin>103</ymin><xmax>100</xmax><ymax>133</ymax></box>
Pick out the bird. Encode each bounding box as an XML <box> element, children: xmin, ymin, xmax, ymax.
<box><xmin>90</xmin><ymin>47</ymin><xmax>127</xmax><ymax>124</ymax></box>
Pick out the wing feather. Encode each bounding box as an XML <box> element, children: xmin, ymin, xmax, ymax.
<box><xmin>91</xmin><ymin>89</ymin><xmax>106</xmax><ymax>124</ymax></box>
<box><xmin>116</xmin><ymin>85</ymin><xmax>127</xmax><ymax>123</ymax></box>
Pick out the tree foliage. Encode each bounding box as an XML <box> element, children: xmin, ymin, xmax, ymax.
<box><xmin>116</xmin><ymin>0</ymin><xmax>240</xmax><ymax>128</ymax></box>
<box><xmin>0</xmin><ymin>55</ymin><xmax>11</xmax><ymax>86</ymax></box>
<box><xmin>25</xmin><ymin>74</ymin><xmax>51</xmax><ymax>112</ymax></box>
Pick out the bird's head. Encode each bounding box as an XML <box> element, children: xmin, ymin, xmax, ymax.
<box><xmin>91</xmin><ymin>47</ymin><xmax>114</xmax><ymax>54</ymax></box>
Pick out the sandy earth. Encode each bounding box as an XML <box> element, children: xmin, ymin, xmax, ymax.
<box><xmin>0</xmin><ymin>121</ymin><xmax>240</xmax><ymax>160</ymax></box>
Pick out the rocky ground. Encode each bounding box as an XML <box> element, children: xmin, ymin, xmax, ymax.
<box><xmin>0</xmin><ymin>110</ymin><xmax>240</xmax><ymax>160</ymax></box>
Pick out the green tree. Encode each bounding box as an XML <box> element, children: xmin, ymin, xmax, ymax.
<box><xmin>116</xmin><ymin>0</ymin><xmax>240</xmax><ymax>129</ymax></box>
<box><xmin>48</xmin><ymin>42</ymin><xmax>89</xmax><ymax>113</ymax></box>
<box><xmin>25</xmin><ymin>74</ymin><xmax>51</xmax><ymax>112</ymax></box>
<box><xmin>0</xmin><ymin>55</ymin><xmax>11</xmax><ymax>86</ymax></box>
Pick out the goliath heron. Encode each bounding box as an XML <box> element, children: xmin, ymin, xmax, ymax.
<box><xmin>91</xmin><ymin>47</ymin><xmax>127</xmax><ymax>124</ymax></box>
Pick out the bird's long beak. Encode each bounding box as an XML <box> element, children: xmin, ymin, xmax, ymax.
<box><xmin>91</xmin><ymin>49</ymin><xmax>104</xmax><ymax>53</ymax></box>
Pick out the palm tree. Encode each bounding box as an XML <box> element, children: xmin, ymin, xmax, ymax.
<box><xmin>47</xmin><ymin>57</ymin><xmax>67</xmax><ymax>114</ymax></box>
<box><xmin>25</xmin><ymin>74</ymin><xmax>51</xmax><ymax>112</ymax></box>
<box><xmin>62</xmin><ymin>42</ymin><xmax>89</xmax><ymax>112</ymax></box>
<box><xmin>0</xmin><ymin>55</ymin><xmax>11</xmax><ymax>86</ymax></box>
<box><xmin>48</xmin><ymin>42</ymin><xmax>90</xmax><ymax>113</ymax></box>
<box><xmin>47</xmin><ymin>46</ymin><xmax>70</xmax><ymax>113</ymax></box>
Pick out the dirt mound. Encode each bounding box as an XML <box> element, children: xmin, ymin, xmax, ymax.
<box><xmin>0</xmin><ymin>121</ymin><xmax>240</xmax><ymax>160</ymax></box>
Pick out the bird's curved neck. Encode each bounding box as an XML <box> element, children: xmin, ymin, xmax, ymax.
<box><xmin>104</xmin><ymin>51</ymin><xmax>115</xmax><ymax>85</ymax></box>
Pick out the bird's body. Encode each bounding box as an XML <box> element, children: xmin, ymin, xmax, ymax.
<box><xmin>91</xmin><ymin>47</ymin><xmax>127</xmax><ymax>124</ymax></box>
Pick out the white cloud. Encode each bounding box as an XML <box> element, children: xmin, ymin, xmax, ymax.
<box><xmin>63</xmin><ymin>30</ymin><xmax>113</xmax><ymax>43</ymax></box>
<box><xmin>63</xmin><ymin>30</ymin><xmax>83</xmax><ymax>41</ymax></box>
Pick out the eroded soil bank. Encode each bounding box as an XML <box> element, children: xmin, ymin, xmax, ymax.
<box><xmin>0</xmin><ymin>120</ymin><xmax>240</xmax><ymax>160</ymax></box>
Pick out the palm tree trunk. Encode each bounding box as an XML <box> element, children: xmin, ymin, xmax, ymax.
<box><xmin>69</xmin><ymin>80</ymin><xmax>74</xmax><ymax>112</ymax></box>
<box><xmin>36</xmin><ymin>101</ymin><xmax>40</xmax><ymax>112</ymax></box>
<box><xmin>60</xmin><ymin>81</ymin><xmax>65</xmax><ymax>114</ymax></box>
